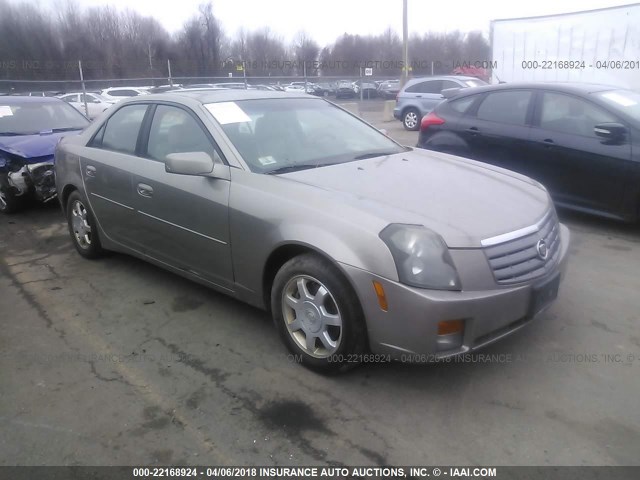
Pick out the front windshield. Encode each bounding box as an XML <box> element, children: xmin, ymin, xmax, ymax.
<box><xmin>206</xmin><ymin>98</ymin><xmax>406</xmax><ymax>173</ymax></box>
<box><xmin>0</xmin><ymin>101</ymin><xmax>90</xmax><ymax>135</ymax></box>
<box><xmin>595</xmin><ymin>90</ymin><xmax>640</xmax><ymax>122</ymax></box>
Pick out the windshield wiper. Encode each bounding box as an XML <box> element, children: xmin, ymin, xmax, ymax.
<box><xmin>353</xmin><ymin>151</ymin><xmax>399</xmax><ymax>160</ymax></box>
<box><xmin>0</xmin><ymin>132</ymin><xmax>31</xmax><ymax>136</ymax></box>
<box><xmin>266</xmin><ymin>164</ymin><xmax>322</xmax><ymax>175</ymax></box>
<box><xmin>51</xmin><ymin>127</ymin><xmax>85</xmax><ymax>132</ymax></box>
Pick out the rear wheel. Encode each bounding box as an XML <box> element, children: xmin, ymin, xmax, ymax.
<box><xmin>65</xmin><ymin>191</ymin><xmax>105</xmax><ymax>259</ymax></box>
<box><xmin>271</xmin><ymin>254</ymin><xmax>367</xmax><ymax>373</ymax></box>
<box><xmin>403</xmin><ymin>108</ymin><xmax>421</xmax><ymax>131</ymax></box>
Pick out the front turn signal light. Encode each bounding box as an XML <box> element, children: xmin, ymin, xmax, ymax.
<box><xmin>372</xmin><ymin>281</ymin><xmax>388</xmax><ymax>312</ymax></box>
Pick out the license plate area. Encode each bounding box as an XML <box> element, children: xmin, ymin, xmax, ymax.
<box><xmin>528</xmin><ymin>273</ymin><xmax>560</xmax><ymax>318</ymax></box>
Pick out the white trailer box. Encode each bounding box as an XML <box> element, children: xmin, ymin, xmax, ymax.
<box><xmin>491</xmin><ymin>3</ymin><xmax>640</xmax><ymax>90</ymax></box>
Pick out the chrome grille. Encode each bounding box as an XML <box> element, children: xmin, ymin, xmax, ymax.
<box><xmin>483</xmin><ymin>210</ymin><xmax>561</xmax><ymax>285</ymax></box>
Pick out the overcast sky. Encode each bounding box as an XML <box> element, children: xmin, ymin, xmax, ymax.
<box><xmin>29</xmin><ymin>0</ymin><xmax>633</xmax><ymax>45</ymax></box>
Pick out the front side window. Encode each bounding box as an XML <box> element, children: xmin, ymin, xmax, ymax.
<box><xmin>540</xmin><ymin>92</ymin><xmax>618</xmax><ymax>137</ymax></box>
<box><xmin>477</xmin><ymin>90</ymin><xmax>532</xmax><ymax>125</ymax></box>
<box><xmin>146</xmin><ymin>105</ymin><xmax>216</xmax><ymax>162</ymax></box>
<box><xmin>96</xmin><ymin>104</ymin><xmax>147</xmax><ymax>154</ymax></box>
<box><xmin>207</xmin><ymin>98</ymin><xmax>405</xmax><ymax>173</ymax></box>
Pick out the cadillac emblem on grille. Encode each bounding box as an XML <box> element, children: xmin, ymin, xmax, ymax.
<box><xmin>536</xmin><ymin>239</ymin><xmax>549</xmax><ymax>260</ymax></box>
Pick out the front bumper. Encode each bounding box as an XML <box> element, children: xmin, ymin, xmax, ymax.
<box><xmin>340</xmin><ymin>224</ymin><xmax>570</xmax><ymax>359</ymax></box>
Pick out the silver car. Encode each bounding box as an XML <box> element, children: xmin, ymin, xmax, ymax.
<box><xmin>55</xmin><ymin>91</ymin><xmax>570</xmax><ymax>372</ymax></box>
<box><xmin>394</xmin><ymin>75</ymin><xmax>487</xmax><ymax>130</ymax></box>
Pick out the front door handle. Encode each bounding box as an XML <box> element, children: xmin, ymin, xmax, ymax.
<box><xmin>466</xmin><ymin>127</ymin><xmax>479</xmax><ymax>136</ymax></box>
<box><xmin>542</xmin><ymin>138</ymin><xmax>555</xmax><ymax>148</ymax></box>
<box><xmin>85</xmin><ymin>165</ymin><xmax>96</xmax><ymax>178</ymax></box>
<box><xmin>137</xmin><ymin>183</ymin><xmax>153</xmax><ymax>198</ymax></box>
<box><xmin>415</xmin><ymin>95</ymin><xmax>423</xmax><ymax>98</ymax></box>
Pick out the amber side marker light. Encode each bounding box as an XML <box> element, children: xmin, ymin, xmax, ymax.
<box><xmin>372</xmin><ymin>281</ymin><xmax>388</xmax><ymax>312</ymax></box>
<box><xmin>437</xmin><ymin>319</ymin><xmax>464</xmax><ymax>336</ymax></box>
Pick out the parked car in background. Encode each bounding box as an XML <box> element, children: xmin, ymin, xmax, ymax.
<box><xmin>317</xmin><ymin>82</ymin><xmax>337</xmax><ymax>96</ymax></box>
<box><xmin>418</xmin><ymin>82</ymin><xmax>640</xmax><ymax>222</ymax></box>
<box><xmin>55</xmin><ymin>90</ymin><xmax>569</xmax><ymax>372</ymax></box>
<box><xmin>101</xmin><ymin>87</ymin><xmax>150</xmax><ymax>102</ymax></box>
<box><xmin>0</xmin><ymin>96</ymin><xmax>90</xmax><ymax>213</ymax></box>
<box><xmin>394</xmin><ymin>75</ymin><xmax>487</xmax><ymax>130</ymax></box>
<box><xmin>284</xmin><ymin>84</ymin><xmax>306</xmax><ymax>93</ymax></box>
<box><xmin>11</xmin><ymin>91</ymin><xmax>64</xmax><ymax>97</ymax></box>
<box><xmin>353</xmin><ymin>80</ymin><xmax>378</xmax><ymax>99</ymax></box>
<box><xmin>378</xmin><ymin>79</ymin><xmax>400</xmax><ymax>99</ymax></box>
<box><xmin>147</xmin><ymin>85</ymin><xmax>184</xmax><ymax>94</ymax></box>
<box><xmin>335</xmin><ymin>80</ymin><xmax>356</xmax><ymax>99</ymax></box>
<box><xmin>58</xmin><ymin>92</ymin><xmax>115</xmax><ymax>119</ymax></box>
<box><xmin>210</xmin><ymin>82</ymin><xmax>247</xmax><ymax>90</ymax></box>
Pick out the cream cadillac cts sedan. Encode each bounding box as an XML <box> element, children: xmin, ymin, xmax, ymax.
<box><xmin>54</xmin><ymin>90</ymin><xmax>570</xmax><ymax>372</ymax></box>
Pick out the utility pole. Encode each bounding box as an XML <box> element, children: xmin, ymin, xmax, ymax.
<box><xmin>401</xmin><ymin>0</ymin><xmax>409</xmax><ymax>88</ymax></box>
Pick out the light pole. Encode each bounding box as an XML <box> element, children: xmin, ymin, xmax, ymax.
<box><xmin>401</xmin><ymin>0</ymin><xmax>409</xmax><ymax>88</ymax></box>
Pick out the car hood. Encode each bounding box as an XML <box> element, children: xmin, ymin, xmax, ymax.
<box><xmin>282</xmin><ymin>149</ymin><xmax>551</xmax><ymax>248</ymax></box>
<box><xmin>0</xmin><ymin>131</ymin><xmax>75</xmax><ymax>161</ymax></box>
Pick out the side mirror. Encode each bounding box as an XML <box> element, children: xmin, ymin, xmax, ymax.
<box><xmin>165</xmin><ymin>151</ymin><xmax>215</xmax><ymax>176</ymax></box>
<box><xmin>441</xmin><ymin>88</ymin><xmax>461</xmax><ymax>99</ymax></box>
<box><xmin>594</xmin><ymin>122</ymin><xmax>627</xmax><ymax>141</ymax></box>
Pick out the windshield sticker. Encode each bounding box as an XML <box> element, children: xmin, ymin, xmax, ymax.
<box><xmin>0</xmin><ymin>106</ymin><xmax>13</xmax><ymax>117</ymax></box>
<box><xmin>258</xmin><ymin>156</ymin><xmax>277</xmax><ymax>166</ymax></box>
<box><xmin>601</xmin><ymin>92</ymin><xmax>637</xmax><ymax>107</ymax></box>
<box><xmin>205</xmin><ymin>102</ymin><xmax>251</xmax><ymax>124</ymax></box>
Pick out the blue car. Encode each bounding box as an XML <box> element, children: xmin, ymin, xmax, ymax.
<box><xmin>0</xmin><ymin>96</ymin><xmax>90</xmax><ymax>213</ymax></box>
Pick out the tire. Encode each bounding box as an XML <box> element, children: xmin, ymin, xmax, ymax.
<box><xmin>271</xmin><ymin>253</ymin><xmax>367</xmax><ymax>373</ymax></box>
<box><xmin>403</xmin><ymin>108</ymin><xmax>421</xmax><ymax>131</ymax></box>
<box><xmin>65</xmin><ymin>191</ymin><xmax>105</xmax><ymax>259</ymax></box>
<box><xmin>0</xmin><ymin>182</ymin><xmax>24</xmax><ymax>214</ymax></box>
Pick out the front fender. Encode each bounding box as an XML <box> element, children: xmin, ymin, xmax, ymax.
<box><xmin>228</xmin><ymin>170</ymin><xmax>399</xmax><ymax>302</ymax></box>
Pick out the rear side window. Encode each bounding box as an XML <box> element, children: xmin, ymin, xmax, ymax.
<box><xmin>449</xmin><ymin>95</ymin><xmax>477</xmax><ymax>114</ymax></box>
<box><xmin>94</xmin><ymin>104</ymin><xmax>147</xmax><ymax>154</ymax></box>
<box><xmin>441</xmin><ymin>80</ymin><xmax>461</xmax><ymax>90</ymax></box>
<box><xmin>477</xmin><ymin>91</ymin><xmax>532</xmax><ymax>125</ymax></box>
<box><xmin>146</xmin><ymin>105</ymin><xmax>217</xmax><ymax>162</ymax></box>
<box><xmin>406</xmin><ymin>80</ymin><xmax>443</xmax><ymax>94</ymax></box>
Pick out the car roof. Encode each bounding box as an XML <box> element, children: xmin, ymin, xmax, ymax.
<box><xmin>103</xmin><ymin>87</ymin><xmax>146</xmax><ymax>91</ymax></box>
<box><xmin>450</xmin><ymin>82</ymin><xmax>622</xmax><ymax>97</ymax></box>
<box><xmin>406</xmin><ymin>75</ymin><xmax>481</xmax><ymax>85</ymax></box>
<box><xmin>0</xmin><ymin>96</ymin><xmax>64</xmax><ymax>105</ymax></box>
<box><xmin>154</xmin><ymin>90</ymin><xmax>313</xmax><ymax>104</ymax></box>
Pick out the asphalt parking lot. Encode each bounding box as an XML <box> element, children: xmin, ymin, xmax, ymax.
<box><xmin>1</xmin><ymin>104</ymin><xmax>639</xmax><ymax>467</ymax></box>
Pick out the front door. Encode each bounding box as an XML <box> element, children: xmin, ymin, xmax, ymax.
<box><xmin>128</xmin><ymin>103</ymin><xmax>234</xmax><ymax>290</ymax></box>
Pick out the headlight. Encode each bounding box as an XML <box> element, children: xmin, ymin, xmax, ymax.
<box><xmin>380</xmin><ymin>224</ymin><xmax>461</xmax><ymax>290</ymax></box>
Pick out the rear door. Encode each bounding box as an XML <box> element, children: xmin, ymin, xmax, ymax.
<box><xmin>128</xmin><ymin>103</ymin><xmax>234</xmax><ymax>290</ymax></box>
<box><xmin>529</xmin><ymin>91</ymin><xmax>632</xmax><ymax>215</ymax></box>
<box><xmin>81</xmin><ymin>103</ymin><xmax>149</xmax><ymax>247</ymax></box>
<box><xmin>404</xmin><ymin>80</ymin><xmax>445</xmax><ymax>114</ymax></box>
<box><xmin>456</xmin><ymin>89</ymin><xmax>535</xmax><ymax>172</ymax></box>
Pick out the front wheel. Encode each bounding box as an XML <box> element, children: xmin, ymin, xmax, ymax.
<box><xmin>66</xmin><ymin>191</ymin><xmax>105</xmax><ymax>259</ymax></box>
<box><xmin>403</xmin><ymin>108</ymin><xmax>421</xmax><ymax>131</ymax></box>
<box><xmin>271</xmin><ymin>254</ymin><xmax>367</xmax><ymax>373</ymax></box>
<box><xmin>0</xmin><ymin>184</ymin><xmax>24</xmax><ymax>214</ymax></box>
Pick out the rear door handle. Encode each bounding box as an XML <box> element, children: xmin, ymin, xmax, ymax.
<box><xmin>415</xmin><ymin>95</ymin><xmax>423</xmax><ymax>98</ymax></box>
<box><xmin>543</xmin><ymin>138</ymin><xmax>555</xmax><ymax>148</ymax></box>
<box><xmin>466</xmin><ymin>127</ymin><xmax>479</xmax><ymax>136</ymax></box>
<box><xmin>85</xmin><ymin>165</ymin><xmax>96</xmax><ymax>177</ymax></box>
<box><xmin>137</xmin><ymin>183</ymin><xmax>153</xmax><ymax>198</ymax></box>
